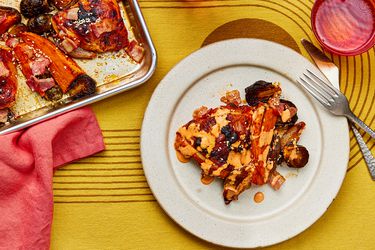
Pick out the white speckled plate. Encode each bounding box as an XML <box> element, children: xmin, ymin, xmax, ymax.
<box><xmin>141</xmin><ymin>39</ymin><xmax>349</xmax><ymax>248</ymax></box>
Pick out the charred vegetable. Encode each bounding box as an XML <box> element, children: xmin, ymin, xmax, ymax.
<box><xmin>280</xmin><ymin>122</ymin><xmax>306</xmax><ymax>148</ymax></box>
<box><xmin>20</xmin><ymin>0</ymin><xmax>50</xmax><ymax>18</ymax></box>
<box><xmin>0</xmin><ymin>47</ymin><xmax>18</xmax><ymax>125</ymax></box>
<box><xmin>49</xmin><ymin>0</ymin><xmax>78</xmax><ymax>10</ymax></box>
<box><xmin>245</xmin><ymin>80</ymin><xmax>281</xmax><ymax>106</ymax></box>
<box><xmin>27</xmin><ymin>14</ymin><xmax>52</xmax><ymax>34</ymax></box>
<box><xmin>0</xmin><ymin>6</ymin><xmax>21</xmax><ymax>35</ymax></box>
<box><xmin>0</xmin><ymin>108</ymin><xmax>13</xmax><ymax>126</ymax></box>
<box><xmin>0</xmin><ymin>47</ymin><xmax>18</xmax><ymax>109</ymax></box>
<box><xmin>20</xmin><ymin>32</ymin><xmax>96</xmax><ymax>98</ymax></box>
<box><xmin>14</xmin><ymin>42</ymin><xmax>63</xmax><ymax>101</ymax></box>
<box><xmin>276</xmin><ymin>99</ymin><xmax>298</xmax><ymax>127</ymax></box>
<box><xmin>68</xmin><ymin>74</ymin><xmax>96</xmax><ymax>98</ymax></box>
<box><xmin>283</xmin><ymin>144</ymin><xmax>309</xmax><ymax>168</ymax></box>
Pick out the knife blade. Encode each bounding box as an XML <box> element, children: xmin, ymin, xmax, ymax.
<box><xmin>301</xmin><ymin>38</ymin><xmax>375</xmax><ymax>180</ymax></box>
<box><xmin>301</xmin><ymin>39</ymin><xmax>340</xmax><ymax>87</ymax></box>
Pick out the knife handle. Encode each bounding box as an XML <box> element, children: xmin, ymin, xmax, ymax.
<box><xmin>347</xmin><ymin>111</ymin><xmax>375</xmax><ymax>140</ymax></box>
<box><xmin>351</xmin><ymin>123</ymin><xmax>375</xmax><ymax>180</ymax></box>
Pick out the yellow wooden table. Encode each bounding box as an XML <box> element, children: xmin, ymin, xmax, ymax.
<box><xmin>51</xmin><ymin>0</ymin><xmax>375</xmax><ymax>249</ymax></box>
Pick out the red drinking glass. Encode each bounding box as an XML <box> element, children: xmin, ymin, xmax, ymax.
<box><xmin>311</xmin><ymin>0</ymin><xmax>375</xmax><ymax>56</ymax></box>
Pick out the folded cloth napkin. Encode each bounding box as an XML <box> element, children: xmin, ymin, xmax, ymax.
<box><xmin>0</xmin><ymin>107</ymin><xmax>105</xmax><ymax>250</ymax></box>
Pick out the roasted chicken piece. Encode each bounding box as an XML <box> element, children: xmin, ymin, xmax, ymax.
<box><xmin>14</xmin><ymin>32</ymin><xmax>96</xmax><ymax>99</ymax></box>
<box><xmin>175</xmin><ymin>81</ymin><xmax>310</xmax><ymax>204</ymax></box>
<box><xmin>0</xmin><ymin>7</ymin><xmax>21</xmax><ymax>35</ymax></box>
<box><xmin>52</xmin><ymin>0</ymin><xmax>129</xmax><ymax>54</ymax></box>
<box><xmin>0</xmin><ymin>47</ymin><xmax>18</xmax><ymax>124</ymax></box>
<box><xmin>175</xmin><ymin>102</ymin><xmax>253</xmax><ymax>182</ymax></box>
<box><xmin>51</xmin><ymin>0</ymin><xmax>144</xmax><ymax>62</ymax></box>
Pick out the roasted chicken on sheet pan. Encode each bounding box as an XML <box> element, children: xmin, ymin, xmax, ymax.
<box><xmin>52</xmin><ymin>0</ymin><xmax>129</xmax><ymax>54</ymax></box>
<box><xmin>0</xmin><ymin>0</ymin><xmax>143</xmax><ymax>127</ymax></box>
<box><xmin>175</xmin><ymin>81</ymin><xmax>309</xmax><ymax>204</ymax></box>
<box><xmin>51</xmin><ymin>0</ymin><xmax>144</xmax><ymax>62</ymax></box>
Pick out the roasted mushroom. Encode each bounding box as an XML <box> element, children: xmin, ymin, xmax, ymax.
<box><xmin>283</xmin><ymin>144</ymin><xmax>309</xmax><ymax>168</ymax></box>
<box><xmin>27</xmin><ymin>14</ymin><xmax>52</xmax><ymax>34</ymax></box>
<box><xmin>0</xmin><ymin>7</ymin><xmax>21</xmax><ymax>35</ymax></box>
<box><xmin>245</xmin><ymin>80</ymin><xmax>281</xmax><ymax>106</ymax></box>
<box><xmin>20</xmin><ymin>0</ymin><xmax>50</xmax><ymax>18</ymax></box>
<box><xmin>276</xmin><ymin>99</ymin><xmax>298</xmax><ymax>127</ymax></box>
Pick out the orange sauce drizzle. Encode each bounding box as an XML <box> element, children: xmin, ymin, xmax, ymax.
<box><xmin>254</xmin><ymin>192</ymin><xmax>264</xmax><ymax>203</ymax></box>
<box><xmin>201</xmin><ymin>175</ymin><xmax>214</xmax><ymax>185</ymax></box>
<box><xmin>176</xmin><ymin>151</ymin><xmax>190</xmax><ymax>163</ymax></box>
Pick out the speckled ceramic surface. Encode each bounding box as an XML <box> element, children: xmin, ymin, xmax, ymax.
<box><xmin>141</xmin><ymin>39</ymin><xmax>349</xmax><ymax>248</ymax></box>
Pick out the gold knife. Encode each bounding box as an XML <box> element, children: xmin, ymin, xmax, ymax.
<box><xmin>301</xmin><ymin>39</ymin><xmax>375</xmax><ymax>180</ymax></box>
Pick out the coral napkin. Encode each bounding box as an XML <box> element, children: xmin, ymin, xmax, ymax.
<box><xmin>0</xmin><ymin>107</ymin><xmax>105</xmax><ymax>250</ymax></box>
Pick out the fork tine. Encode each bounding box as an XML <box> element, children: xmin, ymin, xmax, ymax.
<box><xmin>297</xmin><ymin>78</ymin><xmax>331</xmax><ymax>107</ymax></box>
<box><xmin>301</xmin><ymin>73</ymin><xmax>335</xmax><ymax>102</ymax></box>
<box><xmin>306</xmin><ymin>69</ymin><xmax>341</xmax><ymax>96</ymax></box>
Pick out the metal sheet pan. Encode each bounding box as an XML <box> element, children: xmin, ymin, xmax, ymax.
<box><xmin>0</xmin><ymin>0</ymin><xmax>157</xmax><ymax>135</ymax></box>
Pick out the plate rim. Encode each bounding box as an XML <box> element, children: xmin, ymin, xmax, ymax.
<box><xmin>141</xmin><ymin>38</ymin><xmax>349</xmax><ymax>248</ymax></box>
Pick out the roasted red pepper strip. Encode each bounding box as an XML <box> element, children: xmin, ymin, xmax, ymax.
<box><xmin>251</xmin><ymin>105</ymin><xmax>278</xmax><ymax>185</ymax></box>
<box><xmin>19</xmin><ymin>32</ymin><xmax>96</xmax><ymax>97</ymax></box>
<box><xmin>0</xmin><ymin>7</ymin><xmax>21</xmax><ymax>35</ymax></box>
<box><xmin>0</xmin><ymin>47</ymin><xmax>17</xmax><ymax>109</ymax></box>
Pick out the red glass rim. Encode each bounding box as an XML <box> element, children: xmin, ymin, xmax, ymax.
<box><xmin>311</xmin><ymin>0</ymin><xmax>375</xmax><ymax>56</ymax></box>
